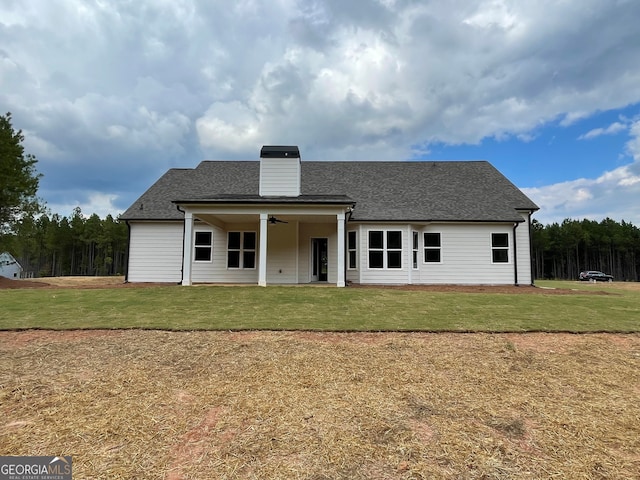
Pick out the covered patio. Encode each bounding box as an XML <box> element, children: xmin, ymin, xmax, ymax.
<box><xmin>176</xmin><ymin>198</ymin><xmax>353</xmax><ymax>287</ymax></box>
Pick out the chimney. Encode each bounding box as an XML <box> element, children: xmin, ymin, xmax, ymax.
<box><xmin>259</xmin><ymin>145</ymin><xmax>301</xmax><ymax>197</ymax></box>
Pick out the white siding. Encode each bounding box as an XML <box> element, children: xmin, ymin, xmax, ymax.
<box><xmin>204</xmin><ymin>222</ymin><xmax>259</xmax><ymax>284</ymax></box>
<box><xmin>190</xmin><ymin>224</ymin><xmax>217</xmax><ymax>283</ymax></box>
<box><xmin>413</xmin><ymin>223</ymin><xmax>515</xmax><ymax>285</ymax></box>
<box><xmin>129</xmin><ymin>220</ymin><xmax>531</xmax><ymax>286</ymax></box>
<box><xmin>192</xmin><ymin>221</ymin><xmax>305</xmax><ymax>284</ymax></box>
<box><xmin>259</xmin><ymin>158</ymin><xmax>301</xmax><ymax>196</ymax></box>
<box><xmin>266</xmin><ymin>221</ymin><xmax>298</xmax><ymax>283</ymax></box>
<box><xmin>128</xmin><ymin>222</ymin><xmax>183</xmax><ymax>282</ymax></box>
<box><xmin>190</xmin><ymin>220</ymin><xmax>341</xmax><ymax>285</ymax></box>
<box><xmin>358</xmin><ymin>225</ymin><xmax>411</xmax><ymax>285</ymax></box>
<box><xmin>349</xmin><ymin>222</ymin><xmax>527</xmax><ymax>285</ymax></box>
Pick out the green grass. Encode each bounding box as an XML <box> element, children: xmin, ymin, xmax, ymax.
<box><xmin>1</xmin><ymin>281</ymin><xmax>639</xmax><ymax>332</ymax></box>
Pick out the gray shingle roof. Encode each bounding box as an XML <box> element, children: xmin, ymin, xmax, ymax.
<box><xmin>120</xmin><ymin>160</ymin><xmax>538</xmax><ymax>222</ymax></box>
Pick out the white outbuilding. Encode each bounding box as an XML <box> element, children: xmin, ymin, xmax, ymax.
<box><xmin>0</xmin><ymin>251</ymin><xmax>23</xmax><ymax>279</ymax></box>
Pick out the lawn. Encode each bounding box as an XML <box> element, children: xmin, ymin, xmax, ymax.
<box><xmin>0</xmin><ymin>279</ymin><xmax>639</xmax><ymax>332</ymax></box>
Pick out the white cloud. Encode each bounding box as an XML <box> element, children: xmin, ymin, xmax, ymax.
<box><xmin>560</xmin><ymin>111</ymin><xmax>591</xmax><ymax>127</ymax></box>
<box><xmin>525</xmin><ymin>158</ymin><xmax>640</xmax><ymax>225</ymax></box>
<box><xmin>625</xmin><ymin>120</ymin><xmax>640</xmax><ymax>159</ymax></box>
<box><xmin>196</xmin><ymin>102</ymin><xmax>262</xmax><ymax>154</ymax></box>
<box><xmin>526</xmin><ymin>118</ymin><xmax>640</xmax><ymax>224</ymax></box>
<box><xmin>462</xmin><ymin>0</ymin><xmax>521</xmax><ymax>32</ymax></box>
<box><xmin>189</xmin><ymin>0</ymin><xmax>640</xmax><ymax>156</ymax></box>
<box><xmin>21</xmin><ymin>130</ymin><xmax>64</xmax><ymax>160</ymax></box>
<box><xmin>47</xmin><ymin>192</ymin><xmax>123</xmax><ymax>219</ymax></box>
<box><xmin>578</xmin><ymin>122</ymin><xmax>627</xmax><ymax>140</ymax></box>
<box><xmin>3</xmin><ymin>0</ymin><xmax>640</xmax><ymax>217</ymax></box>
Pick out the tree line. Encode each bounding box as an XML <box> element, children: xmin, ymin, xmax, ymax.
<box><xmin>1</xmin><ymin>112</ymin><xmax>129</xmax><ymax>278</ymax></box>
<box><xmin>2</xmin><ymin>207</ymin><xmax>128</xmax><ymax>277</ymax></box>
<box><xmin>531</xmin><ymin>217</ymin><xmax>640</xmax><ymax>281</ymax></box>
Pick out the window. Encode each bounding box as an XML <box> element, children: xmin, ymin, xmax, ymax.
<box><xmin>424</xmin><ymin>233</ymin><xmax>441</xmax><ymax>263</ymax></box>
<box><xmin>228</xmin><ymin>232</ymin><xmax>256</xmax><ymax>268</ymax></box>
<box><xmin>368</xmin><ymin>231</ymin><xmax>384</xmax><ymax>268</ymax></box>
<box><xmin>386</xmin><ymin>231</ymin><xmax>402</xmax><ymax>269</ymax></box>
<box><xmin>194</xmin><ymin>231</ymin><xmax>212</xmax><ymax>262</ymax></box>
<box><xmin>491</xmin><ymin>233</ymin><xmax>509</xmax><ymax>263</ymax></box>
<box><xmin>347</xmin><ymin>231</ymin><xmax>357</xmax><ymax>269</ymax></box>
<box><xmin>368</xmin><ymin>230</ymin><xmax>402</xmax><ymax>269</ymax></box>
<box><xmin>412</xmin><ymin>231</ymin><xmax>419</xmax><ymax>269</ymax></box>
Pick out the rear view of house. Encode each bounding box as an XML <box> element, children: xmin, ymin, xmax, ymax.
<box><xmin>121</xmin><ymin>146</ymin><xmax>539</xmax><ymax>286</ymax></box>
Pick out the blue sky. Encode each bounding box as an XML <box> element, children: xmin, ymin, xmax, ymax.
<box><xmin>423</xmin><ymin>106</ymin><xmax>638</xmax><ymax>186</ymax></box>
<box><xmin>2</xmin><ymin>0</ymin><xmax>640</xmax><ymax>226</ymax></box>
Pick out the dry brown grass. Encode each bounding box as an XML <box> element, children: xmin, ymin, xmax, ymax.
<box><xmin>1</xmin><ymin>330</ymin><xmax>639</xmax><ymax>479</ymax></box>
<box><xmin>0</xmin><ymin>276</ymin><xmax>127</xmax><ymax>289</ymax></box>
<box><xmin>34</xmin><ymin>276</ymin><xmax>126</xmax><ymax>287</ymax></box>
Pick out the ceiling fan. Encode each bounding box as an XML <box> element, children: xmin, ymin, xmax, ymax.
<box><xmin>268</xmin><ymin>216</ymin><xmax>288</xmax><ymax>225</ymax></box>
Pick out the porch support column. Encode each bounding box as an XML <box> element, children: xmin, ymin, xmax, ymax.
<box><xmin>336</xmin><ymin>212</ymin><xmax>346</xmax><ymax>287</ymax></box>
<box><xmin>407</xmin><ymin>225</ymin><xmax>413</xmax><ymax>285</ymax></box>
<box><xmin>182</xmin><ymin>211</ymin><xmax>194</xmax><ymax>286</ymax></box>
<box><xmin>258</xmin><ymin>213</ymin><xmax>268</xmax><ymax>286</ymax></box>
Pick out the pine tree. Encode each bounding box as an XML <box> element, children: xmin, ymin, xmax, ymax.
<box><xmin>0</xmin><ymin>112</ymin><xmax>43</xmax><ymax>236</ymax></box>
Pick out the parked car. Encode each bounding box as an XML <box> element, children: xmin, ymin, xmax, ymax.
<box><xmin>579</xmin><ymin>271</ymin><xmax>614</xmax><ymax>282</ymax></box>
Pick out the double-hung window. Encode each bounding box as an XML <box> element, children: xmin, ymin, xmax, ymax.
<box><xmin>368</xmin><ymin>230</ymin><xmax>402</xmax><ymax>269</ymax></box>
<box><xmin>412</xmin><ymin>231</ymin><xmax>419</xmax><ymax>269</ymax></box>
<box><xmin>228</xmin><ymin>232</ymin><xmax>256</xmax><ymax>269</ymax></box>
<box><xmin>424</xmin><ymin>233</ymin><xmax>441</xmax><ymax>263</ymax></box>
<box><xmin>491</xmin><ymin>233</ymin><xmax>509</xmax><ymax>263</ymax></box>
<box><xmin>347</xmin><ymin>231</ymin><xmax>357</xmax><ymax>269</ymax></box>
<box><xmin>194</xmin><ymin>231</ymin><xmax>212</xmax><ymax>262</ymax></box>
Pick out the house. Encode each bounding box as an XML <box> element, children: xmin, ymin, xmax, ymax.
<box><xmin>120</xmin><ymin>146</ymin><xmax>539</xmax><ymax>287</ymax></box>
<box><xmin>0</xmin><ymin>251</ymin><xmax>23</xmax><ymax>279</ymax></box>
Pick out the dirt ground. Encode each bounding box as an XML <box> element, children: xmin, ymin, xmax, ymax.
<box><xmin>2</xmin><ymin>275</ymin><xmax>633</xmax><ymax>294</ymax></box>
<box><xmin>1</xmin><ymin>329</ymin><xmax>639</xmax><ymax>479</ymax></box>
<box><xmin>0</xmin><ymin>275</ymin><xmax>169</xmax><ymax>289</ymax></box>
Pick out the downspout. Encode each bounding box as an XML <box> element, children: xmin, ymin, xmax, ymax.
<box><xmin>513</xmin><ymin>222</ymin><xmax>519</xmax><ymax>286</ymax></box>
<box><xmin>176</xmin><ymin>205</ymin><xmax>186</xmax><ymax>285</ymax></box>
<box><xmin>124</xmin><ymin>220</ymin><xmax>131</xmax><ymax>283</ymax></box>
<box><xmin>528</xmin><ymin>211</ymin><xmax>535</xmax><ymax>286</ymax></box>
<box><xmin>344</xmin><ymin>212</ymin><xmax>348</xmax><ymax>286</ymax></box>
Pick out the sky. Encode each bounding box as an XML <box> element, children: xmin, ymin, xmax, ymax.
<box><xmin>2</xmin><ymin>0</ymin><xmax>640</xmax><ymax>226</ymax></box>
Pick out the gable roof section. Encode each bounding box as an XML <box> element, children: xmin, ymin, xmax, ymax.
<box><xmin>0</xmin><ymin>251</ymin><xmax>22</xmax><ymax>268</ymax></box>
<box><xmin>121</xmin><ymin>162</ymin><xmax>260</xmax><ymax>220</ymax></box>
<box><xmin>303</xmin><ymin>161</ymin><xmax>538</xmax><ymax>222</ymax></box>
<box><xmin>121</xmin><ymin>160</ymin><xmax>538</xmax><ymax>222</ymax></box>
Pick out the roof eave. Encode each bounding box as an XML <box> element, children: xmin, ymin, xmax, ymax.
<box><xmin>348</xmin><ymin>218</ymin><xmax>528</xmax><ymax>223</ymax></box>
<box><xmin>119</xmin><ymin>217</ymin><xmax>183</xmax><ymax>222</ymax></box>
<box><xmin>172</xmin><ymin>198</ymin><xmax>355</xmax><ymax>206</ymax></box>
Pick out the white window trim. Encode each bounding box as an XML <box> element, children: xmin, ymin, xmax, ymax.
<box><xmin>412</xmin><ymin>231</ymin><xmax>419</xmax><ymax>270</ymax></box>
<box><xmin>367</xmin><ymin>229</ymin><xmax>403</xmax><ymax>269</ymax></box>
<box><xmin>227</xmin><ymin>231</ymin><xmax>257</xmax><ymax>269</ymax></box>
<box><xmin>347</xmin><ymin>231</ymin><xmax>357</xmax><ymax>270</ymax></box>
<box><xmin>423</xmin><ymin>232</ymin><xmax>442</xmax><ymax>264</ymax></box>
<box><xmin>193</xmin><ymin>230</ymin><xmax>213</xmax><ymax>263</ymax></box>
<box><xmin>491</xmin><ymin>232</ymin><xmax>510</xmax><ymax>264</ymax></box>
